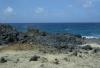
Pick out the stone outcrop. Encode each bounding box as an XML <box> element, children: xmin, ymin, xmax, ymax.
<box><xmin>0</xmin><ymin>24</ymin><xmax>84</xmax><ymax>46</ymax></box>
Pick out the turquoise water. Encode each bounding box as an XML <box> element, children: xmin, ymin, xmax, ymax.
<box><xmin>9</xmin><ymin>23</ymin><xmax>100</xmax><ymax>38</ymax></box>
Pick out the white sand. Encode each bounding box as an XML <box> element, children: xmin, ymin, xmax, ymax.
<box><xmin>81</xmin><ymin>43</ymin><xmax>100</xmax><ymax>48</ymax></box>
<box><xmin>0</xmin><ymin>50</ymin><xmax>100</xmax><ymax>68</ymax></box>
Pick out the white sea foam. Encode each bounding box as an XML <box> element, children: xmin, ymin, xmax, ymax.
<box><xmin>82</xmin><ymin>36</ymin><xmax>99</xmax><ymax>39</ymax></box>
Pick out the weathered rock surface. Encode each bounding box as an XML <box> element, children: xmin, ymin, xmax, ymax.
<box><xmin>0</xmin><ymin>24</ymin><xmax>84</xmax><ymax>46</ymax></box>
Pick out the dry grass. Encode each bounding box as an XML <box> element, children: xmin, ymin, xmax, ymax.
<box><xmin>0</xmin><ymin>43</ymin><xmax>40</xmax><ymax>51</ymax></box>
<box><xmin>0</xmin><ymin>43</ymin><xmax>100</xmax><ymax>68</ymax></box>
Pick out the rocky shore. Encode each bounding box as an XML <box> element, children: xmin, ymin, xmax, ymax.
<box><xmin>0</xmin><ymin>24</ymin><xmax>100</xmax><ymax>68</ymax></box>
<box><xmin>0</xmin><ymin>24</ymin><xmax>85</xmax><ymax>53</ymax></box>
<box><xmin>0</xmin><ymin>24</ymin><xmax>84</xmax><ymax>45</ymax></box>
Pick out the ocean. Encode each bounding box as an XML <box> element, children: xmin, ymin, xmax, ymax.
<box><xmin>8</xmin><ymin>23</ymin><xmax>100</xmax><ymax>39</ymax></box>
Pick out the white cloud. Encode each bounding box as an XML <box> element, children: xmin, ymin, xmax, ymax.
<box><xmin>82</xmin><ymin>0</ymin><xmax>93</xmax><ymax>8</ymax></box>
<box><xmin>34</xmin><ymin>7</ymin><xmax>44</xmax><ymax>14</ymax></box>
<box><xmin>34</xmin><ymin>7</ymin><xmax>48</xmax><ymax>17</ymax></box>
<box><xmin>4</xmin><ymin>6</ymin><xmax>16</xmax><ymax>17</ymax></box>
<box><xmin>4</xmin><ymin>6</ymin><xmax>13</xmax><ymax>14</ymax></box>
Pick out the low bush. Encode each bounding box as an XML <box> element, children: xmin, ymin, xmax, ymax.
<box><xmin>82</xmin><ymin>45</ymin><xmax>93</xmax><ymax>50</ymax></box>
<box><xmin>0</xmin><ymin>57</ymin><xmax>7</xmax><ymax>63</ymax></box>
<box><xmin>53</xmin><ymin>58</ymin><xmax>59</xmax><ymax>64</ymax></box>
<box><xmin>29</xmin><ymin>55</ymin><xmax>40</xmax><ymax>61</ymax></box>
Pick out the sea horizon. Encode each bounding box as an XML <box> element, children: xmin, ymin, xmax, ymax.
<box><xmin>1</xmin><ymin>23</ymin><xmax>100</xmax><ymax>39</ymax></box>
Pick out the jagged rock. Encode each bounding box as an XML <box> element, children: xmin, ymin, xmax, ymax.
<box><xmin>82</xmin><ymin>45</ymin><xmax>93</xmax><ymax>50</ymax></box>
<box><xmin>53</xmin><ymin>58</ymin><xmax>59</xmax><ymax>64</ymax></box>
<box><xmin>0</xmin><ymin>57</ymin><xmax>7</xmax><ymax>63</ymax></box>
<box><xmin>0</xmin><ymin>24</ymin><xmax>86</xmax><ymax>54</ymax></box>
<box><xmin>29</xmin><ymin>55</ymin><xmax>40</xmax><ymax>61</ymax></box>
<box><xmin>0</xmin><ymin>24</ymin><xmax>18</xmax><ymax>44</ymax></box>
<box><xmin>0</xmin><ymin>24</ymin><xmax>84</xmax><ymax>46</ymax></box>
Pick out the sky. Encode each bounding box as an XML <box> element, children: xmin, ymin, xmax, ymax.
<box><xmin>0</xmin><ymin>0</ymin><xmax>100</xmax><ymax>23</ymax></box>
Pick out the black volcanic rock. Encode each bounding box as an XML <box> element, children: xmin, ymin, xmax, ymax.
<box><xmin>0</xmin><ymin>24</ymin><xmax>18</xmax><ymax>45</ymax></box>
<box><xmin>0</xmin><ymin>57</ymin><xmax>7</xmax><ymax>63</ymax></box>
<box><xmin>0</xmin><ymin>24</ymin><xmax>84</xmax><ymax>48</ymax></box>
<box><xmin>82</xmin><ymin>45</ymin><xmax>93</xmax><ymax>50</ymax></box>
<box><xmin>0</xmin><ymin>24</ymin><xmax>15</xmax><ymax>33</ymax></box>
<box><xmin>29</xmin><ymin>55</ymin><xmax>40</xmax><ymax>61</ymax></box>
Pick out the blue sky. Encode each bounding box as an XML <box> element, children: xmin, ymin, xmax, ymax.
<box><xmin>0</xmin><ymin>0</ymin><xmax>100</xmax><ymax>23</ymax></box>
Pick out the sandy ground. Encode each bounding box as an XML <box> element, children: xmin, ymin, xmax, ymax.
<box><xmin>0</xmin><ymin>50</ymin><xmax>100</xmax><ymax>68</ymax></box>
<box><xmin>81</xmin><ymin>42</ymin><xmax>100</xmax><ymax>48</ymax></box>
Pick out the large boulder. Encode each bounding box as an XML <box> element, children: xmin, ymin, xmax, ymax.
<box><xmin>0</xmin><ymin>24</ymin><xmax>18</xmax><ymax>45</ymax></box>
<box><xmin>0</xmin><ymin>57</ymin><xmax>7</xmax><ymax>63</ymax></box>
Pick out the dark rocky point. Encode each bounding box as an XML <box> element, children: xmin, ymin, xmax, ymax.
<box><xmin>0</xmin><ymin>57</ymin><xmax>7</xmax><ymax>63</ymax></box>
<box><xmin>29</xmin><ymin>55</ymin><xmax>40</xmax><ymax>61</ymax></box>
<box><xmin>82</xmin><ymin>45</ymin><xmax>93</xmax><ymax>50</ymax></box>
<box><xmin>1</xmin><ymin>24</ymin><xmax>98</xmax><ymax>54</ymax></box>
<box><xmin>53</xmin><ymin>58</ymin><xmax>59</xmax><ymax>64</ymax></box>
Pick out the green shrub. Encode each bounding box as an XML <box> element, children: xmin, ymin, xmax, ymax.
<box><xmin>0</xmin><ymin>57</ymin><xmax>7</xmax><ymax>63</ymax></box>
<box><xmin>82</xmin><ymin>45</ymin><xmax>93</xmax><ymax>50</ymax></box>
